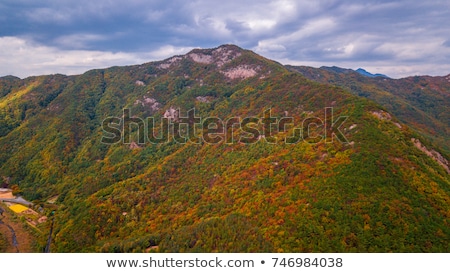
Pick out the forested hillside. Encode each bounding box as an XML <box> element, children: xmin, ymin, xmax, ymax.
<box><xmin>287</xmin><ymin>65</ymin><xmax>450</xmax><ymax>155</ymax></box>
<box><xmin>1</xmin><ymin>45</ymin><xmax>449</xmax><ymax>252</ymax></box>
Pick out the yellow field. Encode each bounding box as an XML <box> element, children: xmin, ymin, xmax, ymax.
<box><xmin>9</xmin><ymin>204</ymin><xmax>29</xmax><ymax>214</ymax></box>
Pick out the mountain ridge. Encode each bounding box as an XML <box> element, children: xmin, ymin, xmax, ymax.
<box><xmin>355</xmin><ymin>68</ymin><xmax>389</xmax><ymax>78</ymax></box>
<box><xmin>286</xmin><ymin>64</ymin><xmax>450</xmax><ymax>155</ymax></box>
<box><xmin>2</xmin><ymin>44</ymin><xmax>449</xmax><ymax>80</ymax></box>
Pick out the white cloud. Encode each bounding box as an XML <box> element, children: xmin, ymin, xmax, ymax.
<box><xmin>0</xmin><ymin>37</ymin><xmax>191</xmax><ymax>78</ymax></box>
<box><xmin>145</xmin><ymin>45</ymin><xmax>194</xmax><ymax>60</ymax></box>
<box><xmin>253</xmin><ymin>17</ymin><xmax>336</xmax><ymax>56</ymax></box>
<box><xmin>245</xmin><ymin>19</ymin><xmax>277</xmax><ymax>31</ymax></box>
<box><xmin>374</xmin><ymin>39</ymin><xmax>450</xmax><ymax>62</ymax></box>
<box><xmin>267</xmin><ymin>17</ymin><xmax>335</xmax><ymax>44</ymax></box>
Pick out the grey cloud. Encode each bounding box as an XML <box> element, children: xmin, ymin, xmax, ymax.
<box><xmin>1</xmin><ymin>0</ymin><xmax>450</xmax><ymax>78</ymax></box>
<box><xmin>256</xmin><ymin>1</ymin><xmax>450</xmax><ymax>72</ymax></box>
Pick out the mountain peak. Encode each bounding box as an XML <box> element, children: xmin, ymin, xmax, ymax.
<box><xmin>154</xmin><ymin>44</ymin><xmax>272</xmax><ymax>81</ymax></box>
<box><xmin>156</xmin><ymin>44</ymin><xmax>246</xmax><ymax>70</ymax></box>
<box><xmin>186</xmin><ymin>44</ymin><xmax>245</xmax><ymax>67</ymax></box>
<box><xmin>188</xmin><ymin>44</ymin><xmax>244</xmax><ymax>54</ymax></box>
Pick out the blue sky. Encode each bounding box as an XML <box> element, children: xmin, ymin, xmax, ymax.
<box><xmin>1</xmin><ymin>0</ymin><xmax>449</xmax><ymax>78</ymax></box>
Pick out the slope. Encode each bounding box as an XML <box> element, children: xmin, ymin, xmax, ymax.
<box><xmin>286</xmin><ymin>65</ymin><xmax>450</xmax><ymax>155</ymax></box>
<box><xmin>0</xmin><ymin>45</ymin><xmax>449</xmax><ymax>252</ymax></box>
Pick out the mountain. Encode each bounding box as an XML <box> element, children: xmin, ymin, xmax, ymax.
<box><xmin>286</xmin><ymin>65</ymin><xmax>450</xmax><ymax>155</ymax></box>
<box><xmin>318</xmin><ymin>65</ymin><xmax>389</xmax><ymax>79</ymax></box>
<box><xmin>0</xmin><ymin>45</ymin><xmax>449</xmax><ymax>252</ymax></box>
<box><xmin>319</xmin><ymin>66</ymin><xmax>389</xmax><ymax>78</ymax></box>
<box><xmin>355</xmin><ymin>68</ymin><xmax>389</xmax><ymax>78</ymax></box>
<box><xmin>320</xmin><ymin>66</ymin><xmax>354</xmax><ymax>75</ymax></box>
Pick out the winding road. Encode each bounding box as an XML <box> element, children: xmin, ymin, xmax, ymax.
<box><xmin>0</xmin><ymin>218</ymin><xmax>19</xmax><ymax>252</ymax></box>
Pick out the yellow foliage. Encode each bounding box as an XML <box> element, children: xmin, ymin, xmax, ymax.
<box><xmin>0</xmin><ymin>81</ymin><xmax>39</xmax><ymax>108</ymax></box>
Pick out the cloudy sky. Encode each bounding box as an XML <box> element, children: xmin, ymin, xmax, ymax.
<box><xmin>1</xmin><ymin>0</ymin><xmax>449</xmax><ymax>79</ymax></box>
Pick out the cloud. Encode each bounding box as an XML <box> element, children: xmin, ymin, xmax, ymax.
<box><xmin>251</xmin><ymin>0</ymin><xmax>450</xmax><ymax>78</ymax></box>
<box><xmin>54</xmin><ymin>34</ymin><xmax>109</xmax><ymax>49</ymax></box>
<box><xmin>145</xmin><ymin>44</ymin><xmax>194</xmax><ymax>60</ymax></box>
<box><xmin>24</xmin><ymin>7</ymin><xmax>73</xmax><ymax>24</ymax></box>
<box><xmin>1</xmin><ymin>0</ymin><xmax>450</xmax><ymax>78</ymax></box>
<box><xmin>0</xmin><ymin>37</ymin><xmax>191</xmax><ymax>78</ymax></box>
<box><xmin>253</xmin><ymin>17</ymin><xmax>337</xmax><ymax>54</ymax></box>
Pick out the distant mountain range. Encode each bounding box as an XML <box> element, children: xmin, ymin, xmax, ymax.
<box><xmin>319</xmin><ymin>66</ymin><xmax>390</xmax><ymax>78</ymax></box>
<box><xmin>355</xmin><ymin>68</ymin><xmax>390</xmax><ymax>78</ymax></box>
<box><xmin>1</xmin><ymin>45</ymin><xmax>449</xmax><ymax>253</ymax></box>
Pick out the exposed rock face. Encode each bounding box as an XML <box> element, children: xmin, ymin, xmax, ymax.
<box><xmin>163</xmin><ymin>107</ymin><xmax>179</xmax><ymax>122</ymax></box>
<box><xmin>188</xmin><ymin>53</ymin><xmax>214</xmax><ymax>64</ymax></box>
<box><xmin>196</xmin><ymin>96</ymin><xmax>213</xmax><ymax>103</ymax></box>
<box><xmin>371</xmin><ymin>110</ymin><xmax>392</xmax><ymax>120</ymax></box>
<box><xmin>135</xmin><ymin>80</ymin><xmax>145</xmax><ymax>86</ymax></box>
<box><xmin>156</xmin><ymin>45</ymin><xmax>262</xmax><ymax>81</ymax></box>
<box><xmin>371</xmin><ymin>110</ymin><xmax>405</xmax><ymax>129</ymax></box>
<box><xmin>222</xmin><ymin>65</ymin><xmax>259</xmax><ymax>80</ymax></box>
<box><xmin>412</xmin><ymin>138</ymin><xmax>450</xmax><ymax>174</ymax></box>
<box><xmin>158</xmin><ymin>45</ymin><xmax>243</xmax><ymax>70</ymax></box>
<box><xmin>189</xmin><ymin>45</ymin><xmax>242</xmax><ymax>67</ymax></box>
<box><xmin>158</xmin><ymin>56</ymin><xmax>183</xmax><ymax>69</ymax></box>
<box><xmin>134</xmin><ymin>96</ymin><xmax>161</xmax><ymax>111</ymax></box>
